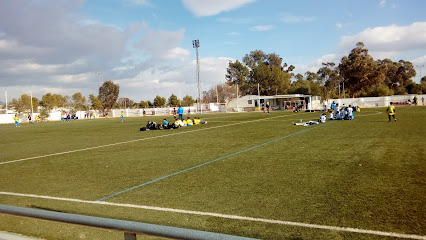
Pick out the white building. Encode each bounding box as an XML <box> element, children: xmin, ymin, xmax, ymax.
<box><xmin>227</xmin><ymin>94</ymin><xmax>322</xmax><ymax>111</ymax></box>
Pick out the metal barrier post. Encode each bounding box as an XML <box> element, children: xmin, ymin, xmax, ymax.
<box><xmin>124</xmin><ymin>232</ymin><xmax>137</xmax><ymax>240</ymax></box>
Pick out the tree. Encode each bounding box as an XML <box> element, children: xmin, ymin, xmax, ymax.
<box><xmin>118</xmin><ymin>97</ymin><xmax>131</xmax><ymax>108</ymax></box>
<box><xmin>395</xmin><ymin>60</ymin><xmax>416</xmax><ymax>94</ymax></box>
<box><xmin>89</xmin><ymin>94</ymin><xmax>103</xmax><ymax>110</ymax></box>
<box><xmin>139</xmin><ymin>101</ymin><xmax>149</xmax><ymax>108</ymax></box>
<box><xmin>317</xmin><ymin>62</ymin><xmax>342</xmax><ymax>99</ymax></box>
<box><xmin>98</xmin><ymin>81</ymin><xmax>119</xmax><ymax>113</ymax></box>
<box><xmin>10</xmin><ymin>94</ymin><xmax>38</xmax><ymax>113</ymax></box>
<box><xmin>225</xmin><ymin>60</ymin><xmax>250</xmax><ymax>94</ymax></box>
<box><xmin>202</xmin><ymin>90</ymin><xmax>211</xmax><ymax>103</ymax></box>
<box><xmin>129</xmin><ymin>100</ymin><xmax>137</xmax><ymax>109</ymax></box>
<box><xmin>181</xmin><ymin>95</ymin><xmax>195</xmax><ymax>106</ymax></box>
<box><xmin>168</xmin><ymin>94</ymin><xmax>179</xmax><ymax>107</ymax></box>
<box><xmin>240</xmin><ymin>50</ymin><xmax>293</xmax><ymax>95</ymax></box>
<box><xmin>366</xmin><ymin>84</ymin><xmax>394</xmax><ymax>97</ymax></box>
<box><xmin>205</xmin><ymin>83</ymin><xmax>237</xmax><ymax>103</ymax></box>
<box><xmin>305</xmin><ymin>71</ymin><xmax>322</xmax><ymax>96</ymax></box>
<box><xmin>41</xmin><ymin>93</ymin><xmax>62</xmax><ymax>111</ymax></box>
<box><xmin>421</xmin><ymin>76</ymin><xmax>426</xmax><ymax>94</ymax></box>
<box><xmin>10</xmin><ymin>98</ymin><xmax>25</xmax><ymax>113</ymax></box>
<box><xmin>153</xmin><ymin>95</ymin><xmax>166</xmax><ymax>107</ymax></box>
<box><xmin>338</xmin><ymin>42</ymin><xmax>378</xmax><ymax>97</ymax></box>
<box><xmin>289</xmin><ymin>74</ymin><xmax>310</xmax><ymax>94</ymax></box>
<box><xmin>71</xmin><ymin>92</ymin><xmax>86</xmax><ymax>110</ymax></box>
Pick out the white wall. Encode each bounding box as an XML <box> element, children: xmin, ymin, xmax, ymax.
<box><xmin>325</xmin><ymin>94</ymin><xmax>426</xmax><ymax>108</ymax></box>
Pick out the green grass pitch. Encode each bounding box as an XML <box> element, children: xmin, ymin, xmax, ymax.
<box><xmin>0</xmin><ymin>107</ymin><xmax>425</xmax><ymax>240</ymax></box>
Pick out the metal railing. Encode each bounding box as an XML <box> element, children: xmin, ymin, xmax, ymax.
<box><xmin>0</xmin><ymin>204</ymin><xmax>259</xmax><ymax>240</ymax></box>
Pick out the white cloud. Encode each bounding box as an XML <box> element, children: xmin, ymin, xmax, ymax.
<box><xmin>295</xmin><ymin>22</ymin><xmax>426</xmax><ymax>82</ymax></box>
<box><xmin>182</xmin><ymin>0</ymin><xmax>257</xmax><ymax>17</ymax></box>
<box><xmin>115</xmin><ymin>57</ymin><xmax>232</xmax><ymax>100</ymax></box>
<box><xmin>135</xmin><ymin>28</ymin><xmax>189</xmax><ymax>61</ymax></box>
<box><xmin>293</xmin><ymin>54</ymin><xmax>343</xmax><ymax>77</ymax></box>
<box><xmin>125</xmin><ymin>0</ymin><xmax>152</xmax><ymax>7</ymax></box>
<box><xmin>379</xmin><ymin>0</ymin><xmax>387</xmax><ymax>7</ymax></box>
<box><xmin>336</xmin><ymin>22</ymin><xmax>343</xmax><ymax>29</ymax></box>
<box><xmin>227</xmin><ymin>32</ymin><xmax>241</xmax><ymax>36</ymax></box>
<box><xmin>339</xmin><ymin>22</ymin><xmax>426</xmax><ymax>59</ymax></box>
<box><xmin>280</xmin><ymin>13</ymin><xmax>317</xmax><ymax>23</ymax></box>
<box><xmin>224</xmin><ymin>41</ymin><xmax>238</xmax><ymax>45</ymax></box>
<box><xmin>249</xmin><ymin>25</ymin><xmax>275</xmax><ymax>31</ymax></box>
<box><xmin>411</xmin><ymin>55</ymin><xmax>426</xmax><ymax>65</ymax></box>
<box><xmin>218</xmin><ymin>17</ymin><xmax>253</xmax><ymax>24</ymax></box>
<box><xmin>0</xmin><ymin>1</ymin><xmax>193</xmax><ymax>101</ymax></box>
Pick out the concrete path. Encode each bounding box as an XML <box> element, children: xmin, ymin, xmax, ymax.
<box><xmin>0</xmin><ymin>232</ymin><xmax>44</xmax><ymax>240</ymax></box>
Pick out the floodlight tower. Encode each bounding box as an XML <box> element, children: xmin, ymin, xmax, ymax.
<box><xmin>416</xmin><ymin>65</ymin><xmax>424</xmax><ymax>81</ymax></box>
<box><xmin>192</xmin><ymin>39</ymin><xmax>201</xmax><ymax>113</ymax></box>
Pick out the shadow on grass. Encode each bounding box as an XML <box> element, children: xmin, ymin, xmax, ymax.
<box><xmin>28</xmin><ymin>205</ymin><xmax>66</xmax><ymax>213</ymax></box>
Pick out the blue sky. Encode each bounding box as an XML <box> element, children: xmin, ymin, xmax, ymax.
<box><xmin>1</xmin><ymin>0</ymin><xmax>426</xmax><ymax>102</ymax></box>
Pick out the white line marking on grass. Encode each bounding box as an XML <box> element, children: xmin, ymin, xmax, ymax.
<box><xmin>95</xmin><ymin>123</ymin><xmax>326</xmax><ymax>201</ymax></box>
<box><xmin>355</xmin><ymin>111</ymin><xmax>383</xmax><ymax>117</ymax></box>
<box><xmin>1</xmin><ymin>192</ymin><xmax>424</xmax><ymax>240</ymax></box>
<box><xmin>0</xmin><ymin>113</ymin><xmax>311</xmax><ymax>166</ymax></box>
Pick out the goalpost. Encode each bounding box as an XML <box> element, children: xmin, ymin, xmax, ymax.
<box><xmin>198</xmin><ymin>103</ymin><xmax>228</xmax><ymax>114</ymax></box>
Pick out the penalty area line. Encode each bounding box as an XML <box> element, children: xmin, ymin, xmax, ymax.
<box><xmin>0</xmin><ymin>192</ymin><xmax>424</xmax><ymax>240</ymax></box>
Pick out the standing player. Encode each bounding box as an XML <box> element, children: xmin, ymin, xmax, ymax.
<box><xmin>14</xmin><ymin>115</ymin><xmax>20</xmax><ymax>127</ymax></box>
<box><xmin>177</xmin><ymin>106</ymin><xmax>184</xmax><ymax>120</ymax></box>
<box><xmin>121</xmin><ymin>111</ymin><xmax>125</xmax><ymax>122</ymax></box>
<box><xmin>387</xmin><ymin>102</ymin><xmax>396</xmax><ymax>122</ymax></box>
<box><xmin>173</xmin><ymin>108</ymin><xmax>177</xmax><ymax>119</ymax></box>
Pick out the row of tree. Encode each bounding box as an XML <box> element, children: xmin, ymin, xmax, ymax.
<box><xmin>223</xmin><ymin>42</ymin><xmax>426</xmax><ymax>100</ymax></box>
<box><xmin>6</xmin><ymin>42</ymin><xmax>425</xmax><ymax>115</ymax></box>
<box><xmin>7</xmin><ymin>81</ymin><xmax>196</xmax><ymax>116</ymax></box>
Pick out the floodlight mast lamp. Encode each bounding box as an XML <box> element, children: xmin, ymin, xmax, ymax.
<box><xmin>192</xmin><ymin>39</ymin><xmax>201</xmax><ymax>113</ymax></box>
<box><xmin>95</xmin><ymin>72</ymin><xmax>103</xmax><ymax>89</ymax></box>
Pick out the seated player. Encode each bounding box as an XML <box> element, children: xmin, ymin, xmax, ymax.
<box><xmin>193</xmin><ymin>117</ymin><xmax>200</xmax><ymax>125</ymax></box>
<box><xmin>197</xmin><ymin>117</ymin><xmax>207</xmax><ymax>124</ymax></box>
<box><xmin>146</xmin><ymin>121</ymin><xmax>157</xmax><ymax>130</ymax></box>
<box><xmin>186</xmin><ymin>117</ymin><xmax>193</xmax><ymax>126</ymax></box>
<box><xmin>174</xmin><ymin>118</ymin><xmax>180</xmax><ymax>128</ymax></box>
<box><xmin>319</xmin><ymin>113</ymin><xmax>326</xmax><ymax>123</ymax></box>
<box><xmin>162</xmin><ymin>119</ymin><xmax>169</xmax><ymax>129</ymax></box>
<box><xmin>178</xmin><ymin>118</ymin><xmax>185</xmax><ymax>127</ymax></box>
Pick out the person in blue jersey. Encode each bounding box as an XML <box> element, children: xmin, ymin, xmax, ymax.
<box><xmin>177</xmin><ymin>106</ymin><xmax>184</xmax><ymax>120</ymax></box>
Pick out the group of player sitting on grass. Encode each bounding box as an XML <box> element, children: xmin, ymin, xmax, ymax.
<box><xmin>295</xmin><ymin>104</ymin><xmax>359</xmax><ymax>126</ymax></box>
<box><xmin>140</xmin><ymin>117</ymin><xmax>206</xmax><ymax>131</ymax></box>
<box><xmin>327</xmin><ymin>104</ymin><xmax>358</xmax><ymax>121</ymax></box>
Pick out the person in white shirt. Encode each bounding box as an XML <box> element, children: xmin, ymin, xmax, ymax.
<box><xmin>335</xmin><ymin>104</ymin><xmax>341</xmax><ymax>120</ymax></box>
<box><xmin>348</xmin><ymin>105</ymin><xmax>354</xmax><ymax>120</ymax></box>
<box><xmin>319</xmin><ymin>113</ymin><xmax>326</xmax><ymax>123</ymax></box>
<box><xmin>178</xmin><ymin>119</ymin><xmax>185</xmax><ymax>127</ymax></box>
